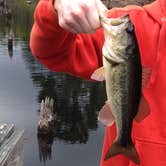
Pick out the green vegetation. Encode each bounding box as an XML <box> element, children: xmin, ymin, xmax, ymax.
<box><xmin>3</xmin><ymin>0</ymin><xmax>38</xmax><ymax>41</ymax></box>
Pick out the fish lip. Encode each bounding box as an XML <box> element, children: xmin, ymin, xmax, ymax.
<box><xmin>101</xmin><ymin>14</ymin><xmax>130</xmax><ymax>26</ymax></box>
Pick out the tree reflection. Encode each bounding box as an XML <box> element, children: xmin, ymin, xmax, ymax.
<box><xmin>33</xmin><ymin>71</ymin><xmax>106</xmax><ymax>143</ymax></box>
<box><xmin>37</xmin><ymin>134</ymin><xmax>54</xmax><ymax>164</ymax></box>
<box><xmin>33</xmin><ymin>72</ymin><xmax>106</xmax><ymax>163</ymax></box>
<box><xmin>0</xmin><ymin>0</ymin><xmax>13</xmax><ymax>58</ymax></box>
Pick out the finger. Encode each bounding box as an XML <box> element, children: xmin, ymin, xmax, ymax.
<box><xmin>71</xmin><ymin>4</ymin><xmax>97</xmax><ymax>33</ymax></box>
<box><xmin>85</xmin><ymin>6</ymin><xmax>100</xmax><ymax>30</ymax></box>
<box><xmin>62</xmin><ymin>24</ymin><xmax>78</xmax><ymax>34</ymax></box>
<box><xmin>72</xmin><ymin>12</ymin><xmax>95</xmax><ymax>33</ymax></box>
<box><xmin>58</xmin><ymin>13</ymin><xmax>81</xmax><ymax>33</ymax></box>
<box><xmin>68</xmin><ymin>6</ymin><xmax>92</xmax><ymax>33</ymax></box>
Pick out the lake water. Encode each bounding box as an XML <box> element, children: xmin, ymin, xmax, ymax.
<box><xmin>0</xmin><ymin>1</ymin><xmax>106</xmax><ymax>166</ymax></box>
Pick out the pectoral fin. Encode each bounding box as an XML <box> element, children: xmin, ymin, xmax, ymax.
<box><xmin>91</xmin><ymin>67</ymin><xmax>105</xmax><ymax>81</ymax></box>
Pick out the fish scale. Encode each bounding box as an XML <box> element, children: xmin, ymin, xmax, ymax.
<box><xmin>101</xmin><ymin>14</ymin><xmax>142</xmax><ymax>163</ymax></box>
<box><xmin>104</xmin><ymin>27</ymin><xmax>141</xmax><ymax>160</ymax></box>
<box><xmin>92</xmin><ymin>0</ymin><xmax>142</xmax><ymax>163</ymax></box>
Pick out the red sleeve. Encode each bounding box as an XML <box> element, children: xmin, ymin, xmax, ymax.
<box><xmin>30</xmin><ymin>0</ymin><xmax>104</xmax><ymax>80</ymax></box>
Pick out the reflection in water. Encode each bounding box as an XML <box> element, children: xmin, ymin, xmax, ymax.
<box><xmin>23</xmin><ymin>48</ymin><xmax>106</xmax><ymax>140</ymax></box>
<box><xmin>37</xmin><ymin>97</ymin><xmax>55</xmax><ymax>164</ymax></box>
<box><xmin>34</xmin><ymin>72</ymin><xmax>105</xmax><ymax>137</ymax></box>
<box><xmin>26</xmin><ymin>58</ymin><xmax>106</xmax><ymax>163</ymax></box>
<box><xmin>1</xmin><ymin>1</ymin><xmax>106</xmax><ymax>164</ymax></box>
<box><xmin>31</xmin><ymin>67</ymin><xmax>106</xmax><ymax>163</ymax></box>
<box><xmin>37</xmin><ymin>134</ymin><xmax>54</xmax><ymax>164</ymax></box>
<box><xmin>0</xmin><ymin>0</ymin><xmax>13</xmax><ymax>58</ymax></box>
<box><xmin>0</xmin><ymin>0</ymin><xmax>6</xmax><ymax>14</ymax></box>
<box><xmin>8</xmin><ymin>28</ymin><xmax>13</xmax><ymax>58</ymax></box>
<box><xmin>38</xmin><ymin>97</ymin><xmax>55</xmax><ymax>134</ymax></box>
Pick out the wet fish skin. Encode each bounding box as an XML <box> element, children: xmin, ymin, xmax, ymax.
<box><xmin>102</xmin><ymin>15</ymin><xmax>142</xmax><ymax>164</ymax></box>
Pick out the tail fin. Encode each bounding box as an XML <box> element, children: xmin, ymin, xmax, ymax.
<box><xmin>104</xmin><ymin>141</ymin><xmax>140</xmax><ymax>164</ymax></box>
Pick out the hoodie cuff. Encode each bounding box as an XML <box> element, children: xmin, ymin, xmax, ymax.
<box><xmin>48</xmin><ymin>0</ymin><xmax>57</xmax><ymax>17</ymax></box>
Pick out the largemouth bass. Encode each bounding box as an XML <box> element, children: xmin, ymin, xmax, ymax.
<box><xmin>91</xmin><ymin>1</ymin><xmax>142</xmax><ymax>164</ymax></box>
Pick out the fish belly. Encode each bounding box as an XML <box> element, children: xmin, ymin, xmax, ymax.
<box><xmin>103</xmin><ymin>54</ymin><xmax>141</xmax><ymax>146</ymax></box>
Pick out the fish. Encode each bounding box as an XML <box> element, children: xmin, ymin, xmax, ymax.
<box><xmin>91</xmin><ymin>0</ymin><xmax>142</xmax><ymax>164</ymax></box>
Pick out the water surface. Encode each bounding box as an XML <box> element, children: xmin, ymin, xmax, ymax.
<box><xmin>0</xmin><ymin>1</ymin><xmax>106</xmax><ymax>165</ymax></box>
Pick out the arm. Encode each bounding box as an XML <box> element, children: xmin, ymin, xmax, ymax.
<box><xmin>30</xmin><ymin>0</ymin><xmax>104</xmax><ymax>80</ymax></box>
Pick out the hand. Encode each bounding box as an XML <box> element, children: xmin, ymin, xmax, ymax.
<box><xmin>54</xmin><ymin>0</ymin><xmax>100</xmax><ymax>34</ymax></box>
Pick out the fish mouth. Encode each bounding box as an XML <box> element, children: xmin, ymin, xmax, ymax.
<box><xmin>112</xmin><ymin>14</ymin><xmax>130</xmax><ymax>25</ymax></box>
<box><xmin>102</xmin><ymin>14</ymin><xmax>130</xmax><ymax>27</ymax></box>
<box><xmin>110</xmin><ymin>18</ymin><xmax>126</xmax><ymax>26</ymax></box>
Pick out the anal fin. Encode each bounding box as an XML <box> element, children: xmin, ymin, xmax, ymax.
<box><xmin>98</xmin><ymin>100</ymin><xmax>115</xmax><ymax>126</ymax></box>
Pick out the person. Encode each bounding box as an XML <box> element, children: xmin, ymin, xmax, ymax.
<box><xmin>30</xmin><ymin>0</ymin><xmax>166</xmax><ymax>165</ymax></box>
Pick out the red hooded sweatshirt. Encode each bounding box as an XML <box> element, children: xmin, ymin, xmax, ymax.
<box><xmin>30</xmin><ymin>0</ymin><xmax>166</xmax><ymax>165</ymax></box>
